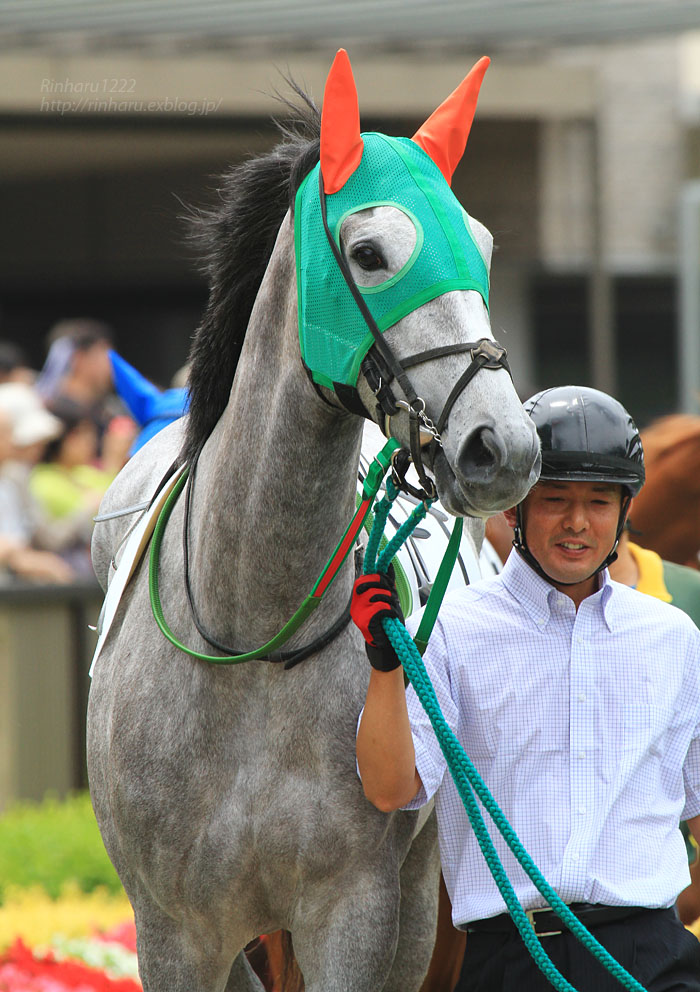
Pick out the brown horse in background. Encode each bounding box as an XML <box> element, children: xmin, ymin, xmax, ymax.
<box><xmin>630</xmin><ymin>414</ymin><xmax>700</xmax><ymax>569</ymax></box>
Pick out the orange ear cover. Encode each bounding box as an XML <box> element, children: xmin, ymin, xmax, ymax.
<box><xmin>320</xmin><ymin>49</ymin><xmax>365</xmax><ymax>195</ymax></box>
<box><xmin>412</xmin><ymin>56</ymin><xmax>490</xmax><ymax>186</ymax></box>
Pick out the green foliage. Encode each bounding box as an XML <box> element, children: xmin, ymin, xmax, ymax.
<box><xmin>0</xmin><ymin>792</ymin><xmax>121</xmax><ymax>902</ymax></box>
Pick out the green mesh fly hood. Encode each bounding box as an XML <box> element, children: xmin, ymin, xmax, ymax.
<box><xmin>295</xmin><ymin>132</ymin><xmax>490</xmax><ymax>391</ymax></box>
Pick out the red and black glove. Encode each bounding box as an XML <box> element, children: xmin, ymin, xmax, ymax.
<box><xmin>351</xmin><ymin>570</ymin><xmax>404</xmax><ymax>671</ymax></box>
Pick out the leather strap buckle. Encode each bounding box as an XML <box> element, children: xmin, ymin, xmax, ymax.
<box><xmin>470</xmin><ymin>338</ymin><xmax>509</xmax><ymax>370</ymax></box>
<box><xmin>525</xmin><ymin>908</ymin><xmax>563</xmax><ymax>938</ymax></box>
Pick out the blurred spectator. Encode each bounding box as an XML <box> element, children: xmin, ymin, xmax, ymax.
<box><xmin>37</xmin><ymin>319</ymin><xmax>119</xmax><ymax>447</ymax></box>
<box><xmin>0</xmin><ymin>341</ymin><xmax>35</xmax><ymax>385</ymax></box>
<box><xmin>29</xmin><ymin>399</ymin><xmax>116</xmax><ymax>578</ymax></box>
<box><xmin>0</xmin><ymin>383</ymin><xmax>74</xmax><ymax>583</ymax></box>
<box><xmin>101</xmin><ymin>414</ymin><xmax>138</xmax><ymax>476</ymax></box>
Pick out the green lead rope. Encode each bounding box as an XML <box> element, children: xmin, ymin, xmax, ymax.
<box><xmin>149</xmin><ymin>438</ymin><xmax>462</xmax><ymax>666</ymax></box>
<box><xmin>413</xmin><ymin>512</ymin><xmax>463</xmax><ymax>655</ymax></box>
<box><xmin>150</xmin><ymin>469</ymin><xmax>321</xmax><ymax>663</ymax></box>
<box><xmin>149</xmin><ymin>440</ymin><xmax>405</xmax><ymax>664</ymax></box>
<box><xmin>364</xmin><ymin>485</ymin><xmax>648</xmax><ymax>992</ymax></box>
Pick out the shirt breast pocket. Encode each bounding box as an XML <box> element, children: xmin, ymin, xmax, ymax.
<box><xmin>622</xmin><ymin>703</ymin><xmax>674</xmax><ymax>752</ymax></box>
<box><xmin>461</xmin><ymin>711</ymin><xmax>499</xmax><ymax>759</ymax></box>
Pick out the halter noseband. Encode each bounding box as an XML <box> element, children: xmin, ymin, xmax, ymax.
<box><xmin>317</xmin><ymin>168</ymin><xmax>512</xmax><ymax>499</ymax></box>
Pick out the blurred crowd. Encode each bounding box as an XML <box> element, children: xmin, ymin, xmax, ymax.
<box><xmin>0</xmin><ymin>319</ymin><xmax>142</xmax><ymax>585</ymax></box>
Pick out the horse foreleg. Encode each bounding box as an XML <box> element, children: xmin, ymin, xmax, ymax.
<box><xmin>382</xmin><ymin>809</ymin><xmax>441</xmax><ymax>992</ymax></box>
<box><xmin>290</xmin><ymin>870</ymin><xmax>401</xmax><ymax>992</ymax></box>
<box><xmin>133</xmin><ymin>897</ymin><xmax>260</xmax><ymax>992</ymax></box>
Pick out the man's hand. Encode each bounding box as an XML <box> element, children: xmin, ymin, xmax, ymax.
<box><xmin>353</xmin><ymin>570</ymin><xmax>421</xmax><ymax>811</ymax></box>
<box><xmin>351</xmin><ymin>570</ymin><xmax>403</xmax><ymax>671</ymax></box>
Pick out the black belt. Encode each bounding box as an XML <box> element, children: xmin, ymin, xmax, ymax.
<box><xmin>466</xmin><ymin>903</ymin><xmax>656</xmax><ymax>938</ymax></box>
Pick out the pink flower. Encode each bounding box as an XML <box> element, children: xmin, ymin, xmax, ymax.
<box><xmin>91</xmin><ymin>925</ymin><xmax>136</xmax><ymax>955</ymax></box>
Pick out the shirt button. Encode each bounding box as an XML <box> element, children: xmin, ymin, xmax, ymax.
<box><xmin>576</xmin><ymin>636</ymin><xmax>583</xmax><ymax>644</ymax></box>
<box><xmin>571</xmin><ymin>853</ymin><xmax>580</xmax><ymax>862</ymax></box>
<box><xmin>577</xmin><ymin>805</ymin><xmax>586</xmax><ymax>815</ymax></box>
<box><xmin>577</xmin><ymin>693</ymin><xmax>586</xmax><ymax>702</ymax></box>
<box><xmin>577</xmin><ymin>752</ymin><xmax>585</xmax><ymax>760</ymax></box>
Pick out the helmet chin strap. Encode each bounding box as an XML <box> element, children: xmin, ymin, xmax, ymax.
<box><xmin>512</xmin><ymin>495</ymin><xmax>632</xmax><ymax>589</ymax></box>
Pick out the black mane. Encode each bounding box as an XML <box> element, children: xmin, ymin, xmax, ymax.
<box><xmin>182</xmin><ymin>87</ymin><xmax>320</xmax><ymax>462</ymax></box>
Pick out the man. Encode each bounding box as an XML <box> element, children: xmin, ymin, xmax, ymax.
<box><xmin>488</xmin><ymin>492</ymin><xmax>700</xmax><ymax>928</ymax></box>
<box><xmin>37</xmin><ymin>319</ymin><xmax>117</xmax><ymax>450</ymax></box>
<box><xmin>0</xmin><ymin>383</ymin><xmax>74</xmax><ymax>583</ymax></box>
<box><xmin>353</xmin><ymin>385</ymin><xmax>700</xmax><ymax>991</ymax></box>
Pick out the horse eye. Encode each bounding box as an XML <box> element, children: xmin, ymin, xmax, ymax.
<box><xmin>351</xmin><ymin>244</ymin><xmax>384</xmax><ymax>271</ymax></box>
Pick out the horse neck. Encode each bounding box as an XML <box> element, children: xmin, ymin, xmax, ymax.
<box><xmin>188</xmin><ymin>215</ymin><xmax>365</xmax><ymax>649</ymax></box>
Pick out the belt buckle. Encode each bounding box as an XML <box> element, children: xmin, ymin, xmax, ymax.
<box><xmin>526</xmin><ymin>908</ymin><xmax>563</xmax><ymax>938</ymax></box>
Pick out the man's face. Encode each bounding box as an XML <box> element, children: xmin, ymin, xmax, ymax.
<box><xmin>504</xmin><ymin>479</ymin><xmax>623</xmax><ymax>598</ymax></box>
<box><xmin>76</xmin><ymin>340</ymin><xmax>113</xmax><ymax>394</ymax></box>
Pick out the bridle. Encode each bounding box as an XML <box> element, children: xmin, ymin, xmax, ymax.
<box><xmin>316</xmin><ymin>168</ymin><xmax>512</xmax><ymax>500</ymax></box>
<box><xmin>168</xmin><ymin>166</ymin><xmax>515</xmax><ymax>665</ymax></box>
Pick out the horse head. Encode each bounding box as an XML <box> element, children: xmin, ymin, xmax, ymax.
<box><xmin>296</xmin><ymin>50</ymin><xmax>540</xmax><ymax>517</ymax></box>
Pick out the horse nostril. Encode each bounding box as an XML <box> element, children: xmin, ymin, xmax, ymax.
<box><xmin>457</xmin><ymin>426</ymin><xmax>505</xmax><ymax>482</ymax></box>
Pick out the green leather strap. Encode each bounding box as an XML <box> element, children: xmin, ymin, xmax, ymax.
<box><xmin>412</xmin><ymin>515</ymin><xmax>463</xmax><ymax>655</ymax></box>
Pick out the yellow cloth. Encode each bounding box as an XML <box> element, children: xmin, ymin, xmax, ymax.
<box><xmin>627</xmin><ymin>541</ymin><xmax>673</xmax><ymax>603</ymax></box>
<box><xmin>29</xmin><ymin>464</ymin><xmax>113</xmax><ymax>520</ymax></box>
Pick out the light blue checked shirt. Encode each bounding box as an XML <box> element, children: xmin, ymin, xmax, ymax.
<box><xmin>402</xmin><ymin>551</ymin><xmax>700</xmax><ymax>926</ymax></box>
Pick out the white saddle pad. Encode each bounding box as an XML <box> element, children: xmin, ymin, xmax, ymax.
<box><xmin>89</xmin><ymin>464</ymin><xmax>187</xmax><ymax>677</ymax></box>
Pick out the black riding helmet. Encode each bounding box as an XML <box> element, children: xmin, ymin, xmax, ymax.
<box><xmin>514</xmin><ymin>385</ymin><xmax>645</xmax><ymax>584</ymax></box>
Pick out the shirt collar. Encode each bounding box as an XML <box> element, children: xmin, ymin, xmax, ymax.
<box><xmin>500</xmin><ymin>551</ymin><xmax>616</xmax><ymax>631</ymax></box>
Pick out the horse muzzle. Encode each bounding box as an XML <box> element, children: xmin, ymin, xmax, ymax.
<box><xmin>433</xmin><ymin>416</ymin><xmax>541</xmax><ymax>517</ymax></box>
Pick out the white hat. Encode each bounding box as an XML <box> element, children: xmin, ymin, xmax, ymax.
<box><xmin>0</xmin><ymin>382</ymin><xmax>62</xmax><ymax>447</ymax></box>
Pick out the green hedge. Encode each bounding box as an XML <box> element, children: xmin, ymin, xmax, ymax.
<box><xmin>0</xmin><ymin>792</ymin><xmax>122</xmax><ymax>902</ymax></box>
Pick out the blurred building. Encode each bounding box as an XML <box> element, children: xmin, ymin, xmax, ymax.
<box><xmin>2</xmin><ymin>1</ymin><xmax>700</xmax><ymax>424</ymax></box>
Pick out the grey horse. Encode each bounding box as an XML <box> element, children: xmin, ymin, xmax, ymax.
<box><xmin>88</xmin><ymin>54</ymin><xmax>540</xmax><ymax>992</ymax></box>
